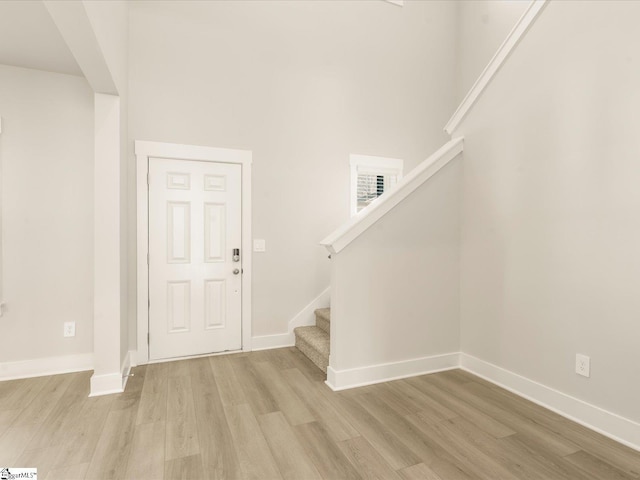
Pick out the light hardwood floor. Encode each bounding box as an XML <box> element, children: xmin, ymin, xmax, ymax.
<box><xmin>0</xmin><ymin>347</ymin><xmax>639</xmax><ymax>479</ymax></box>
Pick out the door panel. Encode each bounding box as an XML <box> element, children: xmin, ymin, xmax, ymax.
<box><xmin>204</xmin><ymin>203</ymin><xmax>225</xmax><ymax>262</ymax></box>
<box><xmin>149</xmin><ymin>158</ymin><xmax>242</xmax><ymax>360</ymax></box>
<box><xmin>204</xmin><ymin>279</ymin><xmax>226</xmax><ymax>329</ymax></box>
<box><xmin>167</xmin><ymin>281</ymin><xmax>190</xmax><ymax>333</ymax></box>
<box><xmin>167</xmin><ymin>201</ymin><xmax>191</xmax><ymax>263</ymax></box>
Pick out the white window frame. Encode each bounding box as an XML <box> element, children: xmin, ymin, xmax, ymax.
<box><xmin>350</xmin><ymin>154</ymin><xmax>403</xmax><ymax>217</ymax></box>
<box><xmin>135</xmin><ymin>140</ymin><xmax>252</xmax><ymax>364</ymax></box>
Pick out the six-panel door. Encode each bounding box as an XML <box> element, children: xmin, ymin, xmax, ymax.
<box><xmin>148</xmin><ymin>158</ymin><xmax>242</xmax><ymax>360</ymax></box>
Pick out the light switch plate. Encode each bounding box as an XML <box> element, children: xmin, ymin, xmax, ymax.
<box><xmin>253</xmin><ymin>239</ymin><xmax>266</xmax><ymax>252</ymax></box>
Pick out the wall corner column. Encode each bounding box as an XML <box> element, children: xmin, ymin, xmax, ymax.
<box><xmin>91</xmin><ymin>93</ymin><xmax>124</xmax><ymax>396</ymax></box>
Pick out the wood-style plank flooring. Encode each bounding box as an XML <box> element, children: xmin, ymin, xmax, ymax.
<box><xmin>0</xmin><ymin>347</ymin><xmax>639</xmax><ymax>479</ymax></box>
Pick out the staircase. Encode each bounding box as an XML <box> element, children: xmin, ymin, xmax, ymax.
<box><xmin>294</xmin><ymin>308</ymin><xmax>330</xmax><ymax>374</ymax></box>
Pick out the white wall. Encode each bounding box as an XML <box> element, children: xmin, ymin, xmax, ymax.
<box><xmin>331</xmin><ymin>157</ymin><xmax>461</xmax><ymax>374</ymax></box>
<box><xmin>128</xmin><ymin>0</ymin><xmax>458</xmax><ymax>339</ymax></box>
<box><xmin>455</xmin><ymin>0</ymin><xmax>528</xmax><ymax>102</ymax></box>
<box><xmin>456</xmin><ymin>1</ymin><xmax>640</xmax><ymax>423</ymax></box>
<box><xmin>0</xmin><ymin>64</ymin><xmax>93</xmax><ymax>363</ymax></box>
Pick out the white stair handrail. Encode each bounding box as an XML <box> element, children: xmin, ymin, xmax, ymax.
<box><xmin>444</xmin><ymin>0</ymin><xmax>548</xmax><ymax>135</ymax></box>
<box><xmin>320</xmin><ymin>137</ymin><xmax>464</xmax><ymax>255</ymax></box>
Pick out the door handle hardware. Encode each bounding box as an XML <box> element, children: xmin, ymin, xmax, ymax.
<box><xmin>233</xmin><ymin>268</ymin><xmax>240</xmax><ymax>275</ymax></box>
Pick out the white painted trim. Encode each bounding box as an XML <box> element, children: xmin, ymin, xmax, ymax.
<box><xmin>241</xmin><ymin>160</ymin><xmax>253</xmax><ymax>353</ymax></box>
<box><xmin>89</xmin><ymin>372</ymin><xmax>124</xmax><ymax>397</ymax></box>
<box><xmin>384</xmin><ymin>0</ymin><xmax>404</xmax><ymax>6</ymax></box>
<box><xmin>350</xmin><ymin>154</ymin><xmax>403</xmax><ymax>217</ymax></box>
<box><xmin>460</xmin><ymin>353</ymin><xmax>640</xmax><ymax>452</ymax></box>
<box><xmin>119</xmin><ymin>350</ymin><xmax>133</xmax><ymax>392</ymax></box>
<box><xmin>444</xmin><ymin>0</ymin><xmax>548</xmax><ymax>135</ymax></box>
<box><xmin>321</xmin><ymin>138</ymin><xmax>464</xmax><ymax>254</ymax></box>
<box><xmin>136</xmin><ymin>148</ymin><xmax>149</xmax><ymax>363</ymax></box>
<box><xmin>89</xmin><ymin>350</ymin><xmax>135</xmax><ymax>397</ymax></box>
<box><xmin>252</xmin><ymin>286</ymin><xmax>331</xmax><ymax>351</ymax></box>
<box><xmin>0</xmin><ymin>353</ymin><xmax>93</xmax><ymax>382</ymax></box>
<box><xmin>325</xmin><ymin>352</ymin><xmax>460</xmax><ymax>391</ymax></box>
<box><xmin>251</xmin><ymin>333</ymin><xmax>294</xmax><ymax>351</ymax></box>
<box><xmin>135</xmin><ymin>140</ymin><xmax>252</xmax><ymax>364</ymax></box>
<box><xmin>288</xmin><ymin>287</ymin><xmax>331</xmax><ymax>332</ymax></box>
<box><xmin>350</xmin><ymin>154</ymin><xmax>403</xmax><ymax>171</ymax></box>
<box><xmin>135</xmin><ymin>140</ymin><xmax>251</xmax><ymax>164</ymax></box>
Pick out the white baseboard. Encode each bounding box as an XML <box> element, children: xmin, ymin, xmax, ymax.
<box><xmin>460</xmin><ymin>353</ymin><xmax>640</xmax><ymax>452</ymax></box>
<box><xmin>288</xmin><ymin>287</ymin><xmax>331</xmax><ymax>331</ymax></box>
<box><xmin>326</xmin><ymin>352</ymin><xmax>460</xmax><ymax>391</ymax></box>
<box><xmin>90</xmin><ymin>372</ymin><xmax>124</xmax><ymax>397</ymax></box>
<box><xmin>0</xmin><ymin>352</ymin><xmax>93</xmax><ymax>381</ymax></box>
<box><xmin>251</xmin><ymin>286</ymin><xmax>331</xmax><ymax>352</ymax></box>
<box><xmin>251</xmin><ymin>333</ymin><xmax>294</xmax><ymax>351</ymax></box>
<box><xmin>89</xmin><ymin>350</ymin><xmax>135</xmax><ymax>397</ymax></box>
<box><xmin>120</xmin><ymin>350</ymin><xmax>134</xmax><ymax>391</ymax></box>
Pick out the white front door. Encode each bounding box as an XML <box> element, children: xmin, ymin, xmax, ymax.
<box><xmin>148</xmin><ymin>158</ymin><xmax>242</xmax><ymax>360</ymax></box>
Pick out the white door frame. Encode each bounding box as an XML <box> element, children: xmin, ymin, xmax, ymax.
<box><xmin>135</xmin><ymin>140</ymin><xmax>252</xmax><ymax>364</ymax></box>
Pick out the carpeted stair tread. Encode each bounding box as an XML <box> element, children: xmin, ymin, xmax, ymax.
<box><xmin>314</xmin><ymin>308</ymin><xmax>331</xmax><ymax>334</ymax></box>
<box><xmin>294</xmin><ymin>326</ymin><xmax>329</xmax><ymax>374</ymax></box>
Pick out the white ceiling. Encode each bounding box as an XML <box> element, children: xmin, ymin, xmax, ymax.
<box><xmin>0</xmin><ymin>1</ymin><xmax>83</xmax><ymax>76</ymax></box>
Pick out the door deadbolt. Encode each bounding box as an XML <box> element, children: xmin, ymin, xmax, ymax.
<box><xmin>233</xmin><ymin>248</ymin><xmax>240</xmax><ymax>262</ymax></box>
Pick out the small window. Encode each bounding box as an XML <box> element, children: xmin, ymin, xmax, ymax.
<box><xmin>350</xmin><ymin>154</ymin><xmax>403</xmax><ymax>216</ymax></box>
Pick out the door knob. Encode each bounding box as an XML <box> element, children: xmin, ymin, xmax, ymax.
<box><xmin>233</xmin><ymin>268</ymin><xmax>240</xmax><ymax>275</ymax></box>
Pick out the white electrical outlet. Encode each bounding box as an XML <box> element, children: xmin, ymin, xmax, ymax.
<box><xmin>64</xmin><ymin>321</ymin><xmax>76</xmax><ymax>338</ymax></box>
<box><xmin>575</xmin><ymin>353</ymin><xmax>590</xmax><ymax>377</ymax></box>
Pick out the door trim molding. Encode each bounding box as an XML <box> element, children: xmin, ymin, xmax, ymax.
<box><xmin>135</xmin><ymin>140</ymin><xmax>253</xmax><ymax>364</ymax></box>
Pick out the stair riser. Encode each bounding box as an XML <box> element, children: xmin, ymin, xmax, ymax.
<box><xmin>295</xmin><ymin>337</ymin><xmax>328</xmax><ymax>374</ymax></box>
<box><xmin>316</xmin><ymin>315</ymin><xmax>330</xmax><ymax>334</ymax></box>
